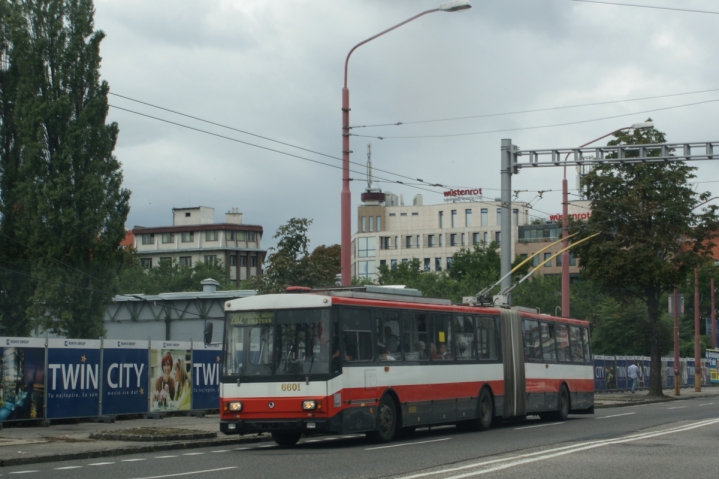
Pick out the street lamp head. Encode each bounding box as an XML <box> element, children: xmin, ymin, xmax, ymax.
<box><xmin>631</xmin><ymin>121</ymin><xmax>654</xmax><ymax>130</ymax></box>
<box><xmin>439</xmin><ymin>0</ymin><xmax>472</xmax><ymax>12</ymax></box>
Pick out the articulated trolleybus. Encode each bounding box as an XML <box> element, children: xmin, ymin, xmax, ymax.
<box><xmin>217</xmin><ymin>286</ymin><xmax>594</xmax><ymax>446</ymax></box>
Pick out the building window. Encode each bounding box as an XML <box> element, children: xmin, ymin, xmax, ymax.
<box><xmin>204</xmin><ymin>255</ymin><xmax>217</xmax><ymax>265</ymax></box>
<box><xmin>361</xmin><ymin>216</ymin><xmax>366</xmax><ymax>232</ymax></box>
<box><xmin>391</xmin><ymin>259</ymin><xmax>397</xmax><ymax>270</ymax></box>
<box><xmin>357</xmin><ymin>260</ymin><xmax>376</xmax><ymax>278</ymax></box>
<box><xmin>389</xmin><ymin>213</ymin><xmax>396</xmax><ymax>217</ymax></box>
<box><xmin>394</xmin><ymin>236</ymin><xmax>398</xmax><ymax>249</ymax></box>
<box><xmin>483</xmin><ymin>232</ymin><xmax>488</xmax><ymax>244</ymax></box>
<box><xmin>206</xmin><ymin>231</ymin><xmax>218</xmax><ymax>241</ymax></box>
<box><xmin>428</xmin><ymin>235</ymin><xmax>435</xmax><ymax>247</ymax></box>
<box><xmin>556</xmin><ymin>254</ymin><xmax>562</xmax><ymax>267</ymax></box>
<box><xmin>240</xmin><ymin>256</ymin><xmax>247</xmax><ymax>266</ymax></box>
<box><xmin>406</xmin><ymin>236</ymin><xmax>413</xmax><ymax>248</ymax></box>
<box><xmin>181</xmin><ymin>232</ymin><xmax>194</xmax><ymax>243</ymax></box>
<box><xmin>376</xmin><ymin>216</ymin><xmax>381</xmax><ymax>232</ymax></box>
<box><xmin>230</xmin><ymin>255</ymin><xmax>237</xmax><ymax>266</ymax></box>
<box><xmin>496</xmin><ymin>209</ymin><xmax>502</xmax><ymax>226</ymax></box>
<box><xmin>447</xmin><ymin>257</ymin><xmax>453</xmax><ymax>269</ymax></box>
<box><xmin>439</xmin><ymin>234</ymin><xmax>443</xmax><ymax>247</ymax></box>
<box><xmin>381</xmin><ymin>237</ymin><xmax>391</xmax><ymax>250</ymax></box>
<box><xmin>247</xmin><ymin>232</ymin><xmax>256</xmax><ymax>242</ymax></box>
<box><xmin>369</xmin><ymin>216</ymin><xmax>375</xmax><ymax>232</ymax></box>
<box><xmin>465</xmin><ymin>209</ymin><xmax>472</xmax><ymax>227</ymax></box>
<box><xmin>358</xmin><ymin>237</ymin><xmax>376</xmax><ymax>258</ymax></box>
<box><xmin>141</xmin><ymin>234</ymin><xmax>154</xmax><ymax>245</ymax></box>
<box><xmin>416</xmin><ymin>235</ymin><xmax>421</xmax><ymax>248</ymax></box>
<box><xmin>402</xmin><ymin>259</ymin><xmax>409</xmax><ymax>265</ymax></box>
<box><xmin>451</xmin><ymin>210</ymin><xmax>457</xmax><ymax>228</ymax></box>
<box><xmin>412</xmin><ymin>212</ymin><xmax>419</xmax><ymax>216</ymax></box>
<box><xmin>162</xmin><ymin>233</ymin><xmax>174</xmax><ymax>244</ymax></box>
<box><xmin>400</xmin><ymin>213</ymin><xmax>407</xmax><ymax>217</ymax></box>
<box><xmin>438</xmin><ymin>211</ymin><xmax>444</xmax><ymax>228</ymax></box>
<box><xmin>481</xmin><ymin>208</ymin><xmax>488</xmax><ymax>227</ymax></box>
<box><xmin>513</xmin><ymin>209</ymin><xmax>519</xmax><ymax>226</ymax></box>
<box><xmin>435</xmin><ymin>258</ymin><xmax>442</xmax><ymax>271</ymax></box>
<box><xmin>251</xmin><ymin>256</ymin><xmax>257</xmax><ymax>267</ymax></box>
<box><xmin>225</xmin><ymin>231</ymin><xmax>236</xmax><ymax>241</ymax></box>
<box><xmin>179</xmin><ymin>256</ymin><xmax>192</xmax><ymax>267</ymax></box>
<box><xmin>544</xmin><ymin>253</ymin><xmax>552</xmax><ymax>264</ymax></box>
<box><xmin>569</xmin><ymin>252</ymin><xmax>576</xmax><ymax>266</ymax></box>
<box><xmin>159</xmin><ymin>257</ymin><xmax>172</xmax><ymax>264</ymax></box>
<box><xmin>237</xmin><ymin>232</ymin><xmax>246</xmax><ymax>241</ymax></box>
<box><xmin>380</xmin><ymin>259</ymin><xmax>386</xmax><ymax>268</ymax></box>
<box><xmin>473</xmin><ymin>233</ymin><xmax>479</xmax><ymax>245</ymax></box>
<box><xmin>450</xmin><ymin>234</ymin><xmax>457</xmax><ymax>246</ymax></box>
<box><xmin>495</xmin><ymin>232</ymin><xmax>501</xmax><ymax>243</ymax></box>
<box><xmin>424</xmin><ymin>258</ymin><xmax>430</xmax><ymax>272</ymax></box>
<box><xmin>533</xmin><ymin>255</ymin><xmax>540</xmax><ymax>267</ymax></box>
<box><xmin>140</xmin><ymin>258</ymin><xmax>152</xmax><ymax>269</ymax></box>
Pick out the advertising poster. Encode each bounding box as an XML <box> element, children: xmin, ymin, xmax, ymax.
<box><xmin>102</xmin><ymin>340</ymin><xmax>149</xmax><ymax>416</ymax></box>
<box><xmin>593</xmin><ymin>356</ymin><xmax>606</xmax><ymax>391</ymax></box>
<box><xmin>686</xmin><ymin>359</ymin><xmax>695</xmax><ymax>387</ymax></box>
<box><xmin>0</xmin><ymin>338</ymin><xmax>46</xmax><ymax>422</ymax></box>
<box><xmin>642</xmin><ymin>358</ymin><xmax>651</xmax><ymax>389</ymax></box>
<box><xmin>615</xmin><ymin>356</ymin><xmax>627</xmax><ymax>390</ymax></box>
<box><xmin>191</xmin><ymin>342</ymin><xmax>221</xmax><ymax>410</ymax></box>
<box><xmin>662</xmin><ymin>358</ymin><xmax>673</xmax><ymax>389</ymax></box>
<box><xmin>149</xmin><ymin>341</ymin><xmax>192</xmax><ymax>412</ymax></box>
<box><xmin>605</xmin><ymin>357</ymin><xmax>617</xmax><ymax>390</ymax></box>
<box><xmin>46</xmin><ymin>339</ymin><xmax>101</xmax><ymax>419</ymax></box>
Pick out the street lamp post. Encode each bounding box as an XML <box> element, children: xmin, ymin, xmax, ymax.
<box><xmin>340</xmin><ymin>0</ymin><xmax>472</xmax><ymax>286</ymax></box>
<box><xmin>560</xmin><ymin>122</ymin><xmax>654</xmax><ymax>317</ymax></box>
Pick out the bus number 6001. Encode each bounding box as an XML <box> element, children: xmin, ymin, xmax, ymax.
<box><xmin>281</xmin><ymin>383</ymin><xmax>300</xmax><ymax>392</ymax></box>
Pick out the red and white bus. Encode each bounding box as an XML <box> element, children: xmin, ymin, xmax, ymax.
<box><xmin>217</xmin><ymin>286</ymin><xmax>594</xmax><ymax>446</ymax></box>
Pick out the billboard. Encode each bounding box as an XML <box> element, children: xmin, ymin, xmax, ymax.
<box><xmin>46</xmin><ymin>339</ymin><xmax>101</xmax><ymax>419</ymax></box>
<box><xmin>0</xmin><ymin>338</ymin><xmax>46</xmax><ymax>422</ymax></box>
<box><xmin>102</xmin><ymin>340</ymin><xmax>149</xmax><ymax>415</ymax></box>
<box><xmin>149</xmin><ymin>341</ymin><xmax>192</xmax><ymax>412</ymax></box>
<box><xmin>191</xmin><ymin>342</ymin><xmax>222</xmax><ymax>410</ymax></box>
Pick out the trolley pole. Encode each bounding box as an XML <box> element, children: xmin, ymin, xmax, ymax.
<box><xmin>500</xmin><ymin>139</ymin><xmax>514</xmax><ymax>300</ymax></box>
<box><xmin>694</xmin><ymin>267</ymin><xmax>702</xmax><ymax>392</ymax></box>
<box><xmin>674</xmin><ymin>287</ymin><xmax>680</xmax><ymax>396</ymax></box>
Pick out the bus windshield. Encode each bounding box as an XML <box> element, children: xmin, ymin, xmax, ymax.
<box><xmin>224</xmin><ymin>308</ymin><xmax>331</xmax><ymax>378</ymax></box>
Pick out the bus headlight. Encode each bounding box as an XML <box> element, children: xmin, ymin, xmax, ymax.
<box><xmin>228</xmin><ymin>401</ymin><xmax>243</xmax><ymax>412</ymax></box>
<box><xmin>302</xmin><ymin>400</ymin><xmax>317</xmax><ymax>410</ymax></box>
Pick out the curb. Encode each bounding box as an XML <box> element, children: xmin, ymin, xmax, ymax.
<box><xmin>595</xmin><ymin>393</ymin><xmax>714</xmax><ymax>409</ymax></box>
<box><xmin>0</xmin><ymin>434</ymin><xmax>272</xmax><ymax>468</ymax></box>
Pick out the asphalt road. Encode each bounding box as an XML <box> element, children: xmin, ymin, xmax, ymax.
<box><xmin>3</xmin><ymin>397</ymin><xmax>718</xmax><ymax>479</ymax></box>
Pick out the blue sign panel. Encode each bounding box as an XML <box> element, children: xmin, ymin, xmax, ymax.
<box><xmin>641</xmin><ymin>358</ymin><xmax>650</xmax><ymax>389</ymax></box>
<box><xmin>615</xmin><ymin>356</ymin><xmax>627</xmax><ymax>390</ymax></box>
<box><xmin>192</xmin><ymin>343</ymin><xmax>221</xmax><ymax>410</ymax></box>
<box><xmin>593</xmin><ymin>356</ymin><xmax>606</xmax><ymax>391</ymax></box>
<box><xmin>102</xmin><ymin>340</ymin><xmax>149</xmax><ymax>416</ymax></box>
<box><xmin>687</xmin><ymin>359</ymin><xmax>696</xmax><ymax>387</ymax></box>
<box><xmin>0</xmin><ymin>338</ymin><xmax>46</xmax><ymax>422</ymax></box>
<box><xmin>604</xmin><ymin>357</ymin><xmax>617</xmax><ymax>390</ymax></box>
<box><xmin>46</xmin><ymin>339</ymin><xmax>100</xmax><ymax>419</ymax></box>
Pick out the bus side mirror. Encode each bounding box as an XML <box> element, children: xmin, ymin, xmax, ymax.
<box><xmin>204</xmin><ymin>322</ymin><xmax>213</xmax><ymax>345</ymax></box>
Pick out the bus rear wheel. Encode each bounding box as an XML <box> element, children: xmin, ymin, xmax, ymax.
<box><xmin>272</xmin><ymin>431</ymin><xmax>301</xmax><ymax>447</ymax></box>
<box><xmin>541</xmin><ymin>385</ymin><xmax>570</xmax><ymax>422</ymax></box>
<box><xmin>466</xmin><ymin>388</ymin><xmax>493</xmax><ymax>431</ymax></box>
<box><xmin>367</xmin><ymin>395</ymin><xmax>397</xmax><ymax>443</ymax></box>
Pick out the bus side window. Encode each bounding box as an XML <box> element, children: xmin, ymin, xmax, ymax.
<box><xmin>522</xmin><ymin>319</ymin><xmax>542</xmax><ymax>362</ymax></box>
<box><xmin>430</xmin><ymin>314</ymin><xmax>452</xmax><ymax>360</ymax></box>
<box><xmin>453</xmin><ymin>315</ymin><xmax>476</xmax><ymax>360</ymax></box>
<box><xmin>555</xmin><ymin>324</ymin><xmax>571</xmax><ymax>362</ymax></box>
<box><xmin>569</xmin><ymin>326</ymin><xmax>584</xmax><ymax>363</ymax></box>
<box><xmin>477</xmin><ymin>316</ymin><xmax>498</xmax><ymax>360</ymax></box>
<box><xmin>581</xmin><ymin>327</ymin><xmax>592</xmax><ymax>362</ymax></box>
<box><xmin>403</xmin><ymin>312</ymin><xmax>429</xmax><ymax>361</ymax></box>
<box><xmin>540</xmin><ymin>322</ymin><xmax>557</xmax><ymax>362</ymax></box>
<box><xmin>342</xmin><ymin>309</ymin><xmax>373</xmax><ymax>362</ymax></box>
<box><xmin>376</xmin><ymin>310</ymin><xmax>401</xmax><ymax>361</ymax></box>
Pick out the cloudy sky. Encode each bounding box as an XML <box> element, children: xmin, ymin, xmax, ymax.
<box><xmin>94</xmin><ymin>0</ymin><xmax>719</xmax><ymax>252</ymax></box>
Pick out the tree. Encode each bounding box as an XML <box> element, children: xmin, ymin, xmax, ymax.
<box><xmin>244</xmin><ymin>218</ymin><xmax>340</xmax><ymax>293</ymax></box>
<box><xmin>0</xmin><ymin>0</ymin><xmax>130</xmax><ymax>338</ymax></box>
<box><xmin>117</xmin><ymin>255</ymin><xmax>233</xmax><ymax>295</ymax></box>
<box><xmin>571</xmin><ymin>123</ymin><xmax>719</xmax><ymax>395</ymax></box>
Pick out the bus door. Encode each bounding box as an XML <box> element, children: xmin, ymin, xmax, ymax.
<box><xmin>500</xmin><ymin>309</ymin><xmax>526</xmax><ymax>418</ymax></box>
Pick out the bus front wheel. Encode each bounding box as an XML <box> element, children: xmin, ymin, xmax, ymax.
<box><xmin>367</xmin><ymin>395</ymin><xmax>397</xmax><ymax>443</ymax></box>
<box><xmin>272</xmin><ymin>431</ymin><xmax>301</xmax><ymax>447</ymax></box>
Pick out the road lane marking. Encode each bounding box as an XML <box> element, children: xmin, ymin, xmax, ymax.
<box><xmin>667</xmin><ymin>406</ymin><xmax>686</xmax><ymax>410</ymax></box>
<box><xmin>88</xmin><ymin>462</ymin><xmax>115</xmax><ymax>466</ymax></box>
<box><xmin>366</xmin><ymin>438</ymin><xmax>451</xmax><ymax>451</ymax></box>
<box><xmin>305</xmin><ymin>439</ymin><xmax>321</xmax><ymax>443</ymax></box>
<box><xmin>155</xmin><ymin>455</ymin><xmax>178</xmax><ymax>459</ymax></box>
<box><xmin>257</xmin><ymin>444</ymin><xmax>274</xmax><ymax>448</ymax></box>
<box><xmin>391</xmin><ymin>418</ymin><xmax>719</xmax><ymax>479</ymax></box>
<box><xmin>55</xmin><ymin>466</ymin><xmax>83</xmax><ymax>470</ymax></box>
<box><xmin>123</xmin><ymin>459</ymin><xmax>147</xmax><ymax>462</ymax></box>
<box><xmin>10</xmin><ymin>471</ymin><xmax>40</xmax><ymax>474</ymax></box>
<box><xmin>233</xmin><ymin>447</ymin><xmax>248</xmax><ymax>450</ymax></box>
<box><xmin>182</xmin><ymin>452</ymin><xmax>204</xmax><ymax>456</ymax></box>
<box><xmin>514</xmin><ymin>422</ymin><xmax>563</xmax><ymax>430</ymax></box>
<box><xmin>596</xmin><ymin>412</ymin><xmax>636</xmax><ymax>420</ymax></box>
<box><xmin>129</xmin><ymin>466</ymin><xmax>238</xmax><ymax>479</ymax></box>
<box><xmin>699</xmin><ymin>403</ymin><xmax>714</xmax><ymax>406</ymax></box>
<box><xmin>211</xmin><ymin>450</ymin><xmax>230</xmax><ymax>453</ymax></box>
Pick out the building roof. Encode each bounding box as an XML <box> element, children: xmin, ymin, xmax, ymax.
<box><xmin>132</xmin><ymin>223</ymin><xmax>263</xmax><ymax>235</ymax></box>
<box><xmin>113</xmin><ymin>290</ymin><xmax>257</xmax><ymax>303</ymax></box>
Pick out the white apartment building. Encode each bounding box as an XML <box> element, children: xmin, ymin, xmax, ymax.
<box><xmin>132</xmin><ymin>206</ymin><xmax>266</xmax><ymax>283</ymax></box>
<box><xmin>351</xmin><ymin>191</ymin><xmax>531</xmax><ymax>280</ymax></box>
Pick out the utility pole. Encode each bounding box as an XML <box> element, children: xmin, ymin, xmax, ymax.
<box><xmin>674</xmin><ymin>287</ymin><xmax>680</xmax><ymax>396</ymax></box>
<box><xmin>500</xmin><ymin>139</ymin><xmax>514</xmax><ymax>299</ymax></box>
<box><xmin>712</xmin><ymin>277</ymin><xmax>716</xmax><ymax>350</ymax></box>
<box><xmin>695</xmin><ymin>267</ymin><xmax>702</xmax><ymax>392</ymax></box>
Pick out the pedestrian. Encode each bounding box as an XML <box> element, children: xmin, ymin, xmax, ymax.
<box><xmin>627</xmin><ymin>361</ymin><xmax>640</xmax><ymax>394</ymax></box>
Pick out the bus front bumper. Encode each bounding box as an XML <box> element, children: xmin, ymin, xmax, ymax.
<box><xmin>220</xmin><ymin>419</ymin><xmax>332</xmax><ymax>435</ymax></box>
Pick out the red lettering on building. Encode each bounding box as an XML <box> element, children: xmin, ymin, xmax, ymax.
<box><xmin>549</xmin><ymin>212</ymin><xmax>592</xmax><ymax>221</ymax></box>
<box><xmin>443</xmin><ymin>188</ymin><xmax>483</xmax><ymax>198</ymax></box>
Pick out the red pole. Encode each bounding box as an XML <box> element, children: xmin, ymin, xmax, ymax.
<box><xmin>561</xmin><ymin>177</ymin><xmax>569</xmax><ymax>317</ymax></box>
<box><xmin>695</xmin><ymin>267</ymin><xmax>701</xmax><ymax>392</ymax></box>
<box><xmin>674</xmin><ymin>287</ymin><xmax>680</xmax><ymax>396</ymax></box>
<box><xmin>712</xmin><ymin>277</ymin><xmax>716</xmax><ymax>350</ymax></box>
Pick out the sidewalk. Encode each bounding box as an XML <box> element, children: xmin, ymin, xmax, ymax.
<box><xmin>1</xmin><ymin>386</ymin><xmax>717</xmax><ymax>467</ymax></box>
